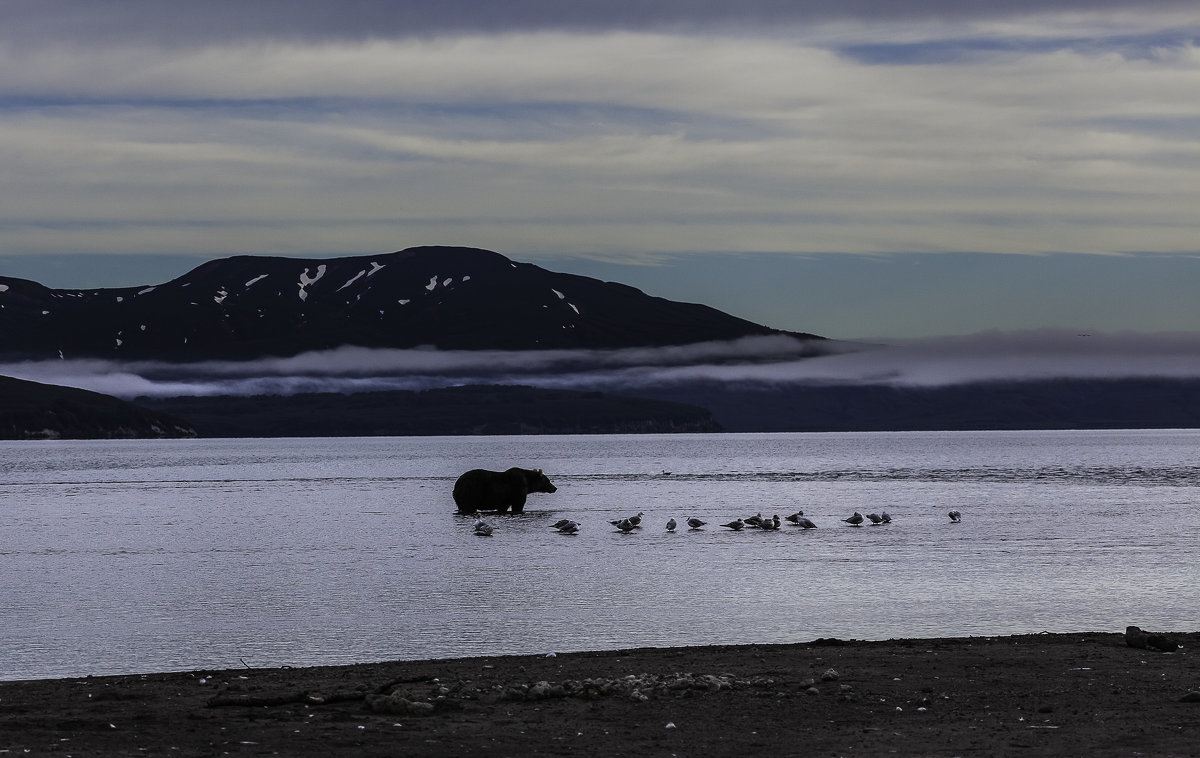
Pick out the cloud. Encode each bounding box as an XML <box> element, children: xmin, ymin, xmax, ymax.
<box><xmin>1</xmin><ymin>26</ymin><xmax>1196</xmax><ymax>260</ymax></box>
<box><xmin>5</xmin><ymin>331</ymin><xmax>1200</xmax><ymax>400</ymax></box>
<box><xmin>4</xmin><ymin>1</ymin><xmax>1196</xmax><ymax>47</ymax></box>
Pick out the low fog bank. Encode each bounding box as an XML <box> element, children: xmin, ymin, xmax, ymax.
<box><xmin>4</xmin><ymin>330</ymin><xmax>1200</xmax><ymax>399</ymax></box>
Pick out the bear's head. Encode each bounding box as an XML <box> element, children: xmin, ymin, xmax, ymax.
<box><xmin>528</xmin><ymin>468</ymin><xmax>557</xmax><ymax>494</ymax></box>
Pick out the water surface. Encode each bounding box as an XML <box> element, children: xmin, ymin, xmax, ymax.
<box><xmin>2</xmin><ymin>430</ymin><xmax>1197</xmax><ymax>680</ymax></box>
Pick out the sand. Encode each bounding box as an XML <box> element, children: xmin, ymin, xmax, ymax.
<box><xmin>2</xmin><ymin>631</ymin><xmax>1197</xmax><ymax>756</ymax></box>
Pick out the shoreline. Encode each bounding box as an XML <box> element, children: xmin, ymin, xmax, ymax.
<box><xmin>3</xmin><ymin>631</ymin><xmax>1196</xmax><ymax>756</ymax></box>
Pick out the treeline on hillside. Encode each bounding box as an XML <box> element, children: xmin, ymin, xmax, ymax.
<box><xmin>627</xmin><ymin>378</ymin><xmax>1200</xmax><ymax>432</ymax></box>
<box><xmin>135</xmin><ymin>385</ymin><xmax>721</xmax><ymax>437</ymax></box>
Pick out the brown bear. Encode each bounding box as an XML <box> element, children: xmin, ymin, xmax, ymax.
<box><xmin>452</xmin><ymin>467</ymin><xmax>557</xmax><ymax>514</ymax></box>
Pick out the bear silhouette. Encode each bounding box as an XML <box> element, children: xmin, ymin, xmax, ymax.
<box><xmin>453</xmin><ymin>467</ymin><xmax>557</xmax><ymax>514</ymax></box>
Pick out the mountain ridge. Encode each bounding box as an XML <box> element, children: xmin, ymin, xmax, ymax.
<box><xmin>0</xmin><ymin>246</ymin><xmax>819</xmax><ymax>361</ymax></box>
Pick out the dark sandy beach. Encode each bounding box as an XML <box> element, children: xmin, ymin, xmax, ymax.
<box><xmin>2</xmin><ymin>631</ymin><xmax>1196</xmax><ymax>756</ymax></box>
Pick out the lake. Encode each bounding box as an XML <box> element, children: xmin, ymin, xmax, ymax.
<box><xmin>2</xmin><ymin>430</ymin><xmax>1198</xmax><ymax>681</ymax></box>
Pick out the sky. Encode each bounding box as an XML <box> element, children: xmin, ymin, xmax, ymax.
<box><xmin>0</xmin><ymin>0</ymin><xmax>1198</xmax><ymax>340</ymax></box>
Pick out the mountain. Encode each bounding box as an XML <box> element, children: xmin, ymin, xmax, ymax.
<box><xmin>0</xmin><ymin>375</ymin><xmax>195</xmax><ymax>440</ymax></box>
<box><xmin>0</xmin><ymin>246</ymin><xmax>818</xmax><ymax>360</ymax></box>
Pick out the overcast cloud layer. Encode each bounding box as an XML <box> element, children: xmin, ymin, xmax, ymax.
<box><xmin>0</xmin><ymin>1</ymin><xmax>1196</xmax><ymax>261</ymax></box>
<box><xmin>6</xmin><ymin>331</ymin><xmax>1200</xmax><ymax>399</ymax></box>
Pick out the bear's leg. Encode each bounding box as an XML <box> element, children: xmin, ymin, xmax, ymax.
<box><xmin>510</xmin><ymin>492</ymin><xmax>528</xmax><ymax>513</ymax></box>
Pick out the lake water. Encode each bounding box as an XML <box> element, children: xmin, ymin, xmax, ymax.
<box><xmin>2</xmin><ymin>430</ymin><xmax>1198</xmax><ymax>681</ymax></box>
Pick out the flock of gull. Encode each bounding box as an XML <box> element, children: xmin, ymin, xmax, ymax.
<box><xmin>472</xmin><ymin>509</ymin><xmax>964</xmax><ymax>536</ymax></box>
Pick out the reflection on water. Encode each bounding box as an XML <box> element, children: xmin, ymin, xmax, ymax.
<box><xmin>2</xmin><ymin>430</ymin><xmax>1198</xmax><ymax>680</ymax></box>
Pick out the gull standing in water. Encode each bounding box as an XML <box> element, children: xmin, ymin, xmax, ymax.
<box><xmin>785</xmin><ymin>511</ymin><xmax>805</xmax><ymax>524</ymax></box>
<box><xmin>473</xmin><ymin>518</ymin><xmax>494</xmax><ymax>536</ymax></box>
<box><xmin>615</xmin><ymin>518</ymin><xmax>637</xmax><ymax>533</ymax></box>
<box><xmin>666</xmin><ymin>517</ymin><xmax>678</xmax><ymax>532</ymax></box>
<box><xmin>949</xmin><ymin>510</ymin><xmax>962</xmax><ymax>522</ymax></box>
<box><xmin>865</xmin><ymin>513</ymin><xmax>884</xmax><ymax>525</ymax></box>
<box><xmin>556</xmin><ymin>520</ymin><xmax>580</xmax><ymax>535</ymax></box>
<box><xmin>610</xmin><ymin>511</ymin><xmax>646</xmax><ymax>528</ymax></box>
<box><xmin>843</xmin><ymin>512</ymin><xmax>864</xmax><ymax>526</ymax></box>
<box><xmin>686</xmin><ymin>517</ymin><xmax>706</xmax><ymax>530</ymax></box>
<box><xmin>796</xmin><ymin>517</ymin><xmax>818</xmax><ymax>529</ymax></box>
<box><xmin>757</xmin><ymin>514</ymin><xmax>782</xmax><ymax>531</ymax></box>
<box><xmin>721</xmin><ymin>518</ymin><xmax>746</xmax><ymax>531</ymax></box>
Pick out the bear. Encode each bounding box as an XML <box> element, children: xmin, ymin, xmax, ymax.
<box><xmin>452</xmin><ymin>467</ymin><xmax>557</xmax><ymax>514</ymax></box>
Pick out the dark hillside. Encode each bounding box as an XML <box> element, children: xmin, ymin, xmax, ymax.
<box><xmin>0</xmin><ymin>375</ymin><xmax>195</xmax><ymax>439</ymax></box>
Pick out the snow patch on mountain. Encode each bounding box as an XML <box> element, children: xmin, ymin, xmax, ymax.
<box><xmin>337</xmin><ymin>270</ymin><xmax>366</xmax><ymax>292</ymax></box>
<box><xmin>298</xmin><ymin>265</ymin><xmax>327</xmax><ymax>302</ymax></box>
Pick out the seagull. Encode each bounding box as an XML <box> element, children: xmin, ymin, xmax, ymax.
<box><xmin>550</xmin><ymin>518</ymin><xmax>574</xmax><ymax>529</ymax></box>
<box><xmin>721</xmin><ymin>518</ymin><xmax>745</xmax><ymax>531</ymax></box>
<box><xmin>784</xmin><ymin>511</ymin><xmax>805</xmax><ymax>523</ymax></box>
<box><xmin>881</xmin><ymin>512</ymin><xmax>892</xmax><ymax>523</ymax></box>
<box><xmin>666</xmin><ymin>517</ymin><xmax>678</xmax><ymax>532</ymax></box>
<box><xmin>556</xmin><ymin>521</ymin><xmax>580</xmax><ymax>535</ymax></box>
<box><xmin>796</xmin><ymin>517</ymin><xmax>818</xmax><ymax>529</ymax></box>
<box><xmin>744</xmin><ymin>513</ymin><xmax>764</xmax><ymax>528</ymax></box>
<box><xmin>949</xmin><ymin>510</ymin><xmax>962</xmax><ymax>523</ymax></box>
<box><xmin>616</xmin><ymin>518</ymin><xmax>637</xmax><ymax>533</ymax></box>
<box><xmin>610</xmin><ymin>511</ymin><xmax>646</xmax><ymax>528</ymax></box>
<box><xmin>757</xmin><ymin>514</ymin><xmax>782</xmax><ymax>531</ymax></box>
<box><xmin>686</xmin><ymin>517</ymin><xmax>706</xmax><ymax>530</ymax></box>
<box><xmin>473</xmin><ymin>518</ymin><xmax>494</xmax><ymax>536</ymax></box>
<box><xmin>843</xmin><ymin>512</ymin><xmax>864</xmax><ymax>526</ymax></box>
<box><xmin>865</xmin><ymin>513</ymin><xmax>884</xmax><ymax>525</ymax></box>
